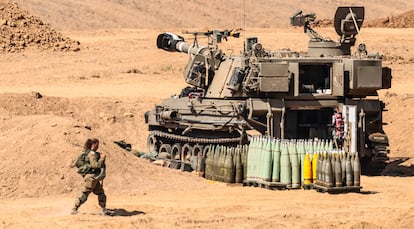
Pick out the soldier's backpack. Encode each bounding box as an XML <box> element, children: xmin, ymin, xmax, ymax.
<box><xmin>74</xmin><ymin>150</ymin><xmax>91</xmax><ymax>175</ymax></box>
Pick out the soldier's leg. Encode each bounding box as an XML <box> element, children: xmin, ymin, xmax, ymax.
<box><xmin>92</xmin><ymin>181</ymin><xmax>106</xmax><ymax>208</ymax></box>
<box><xmin>73</xmin><ymin>191</ymin><xmax>90</xmax><ymax>210</ymax></box>
<box><xmin>93</xmin><ymin>181</ymin><xmax>111</xmax><ymax>215</ymax></box>
<box><xmin>72</xmin><ymin>175</ymin><xmax>96</xmax><ymax>214</ymax></box>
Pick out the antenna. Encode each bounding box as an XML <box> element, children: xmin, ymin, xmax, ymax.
<box><xmin>348</xmin><ymin>7</ymin><xmax>364</xmax><ymax>44</ymax></box>
<box><xmin>243</xmin><ymin>0</ymin><xmax>246</xmax><ymax>52</ymax></box>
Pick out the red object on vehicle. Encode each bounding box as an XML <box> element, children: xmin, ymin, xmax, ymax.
<box><xmin>332</xmin><ymin>112</ymin><xmax>343</xmax><ymax>137</ymax></box>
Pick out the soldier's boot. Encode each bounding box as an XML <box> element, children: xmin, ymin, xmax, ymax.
<box><xmin>71</xmin><ymin>207</ymin><xmax>78</xmax><ymax>215</ymax></box>
<box><xmin>101</xmin><ymin>208</ymin><xmax>113</xmax><ymax>216</ymax></box>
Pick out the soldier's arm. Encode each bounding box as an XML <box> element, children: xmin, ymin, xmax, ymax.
<box><xmin>87</xmin><ymin>151</ymin><xmax>105</xmax><ymax>169</ymax></box>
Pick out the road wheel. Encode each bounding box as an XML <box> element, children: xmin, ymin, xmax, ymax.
<box><xmin>192</xmin><ymin>144</ymin><xmax>204</xmax><ymax>157</ymax></box>
<box><xmin>159</xmin><ymin>144</ymin><xmax>172</xmax><ymax>159</ymax></box>
<box><xmin>181</xmin><ymin>144</ymin><xmax>193</xmax><ymax>163</ymax></box>
<box><xmin>171</xmin><ymin>143</ymin><xmax>182</xmax><ymax>160</ymax></box>
<box><xmin>147</xmin><ymin>134</ymin><xmax>159</xmax><ymax>152</ymax></box>
<box><xmin>202</xmin><ymin>145</ymin><xmax>210</xmax><ymax>158</ymax></box>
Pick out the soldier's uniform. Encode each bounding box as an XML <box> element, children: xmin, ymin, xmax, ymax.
<box><xmin>72</xmin><ymin>150</ymin><xmax>108</xmax><ymax>214</ymax></box>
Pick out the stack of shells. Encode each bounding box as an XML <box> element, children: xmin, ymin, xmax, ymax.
<box><xmin>314</xmin><ymin>151</ymin><xmax>361</xmax><ymax>188</ymax></box>
<box><xmin>202</xmin><ymin>137</ymin><xmax>361</xmax><ymax>189</ymax></box>
<box><xmin>245</xmin><ymin>137</ymin><xmax>348</xmax><ymax>188</ymax></box>
<box><xmin>204</xmin><ymin>144</ymin><xmax>248</xmax><ymax>183</ymax></box>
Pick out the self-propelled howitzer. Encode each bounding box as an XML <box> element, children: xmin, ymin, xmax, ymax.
<box><xmin>145</xmin><ymin>7</ymin><xmax>392</xmax><ymax>174</ymax></box>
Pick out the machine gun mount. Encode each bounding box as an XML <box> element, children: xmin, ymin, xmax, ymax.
<box><xmin>291</xmin><ymin>7</ymin><xmax>365</xmax><ymax>57</ymax></box>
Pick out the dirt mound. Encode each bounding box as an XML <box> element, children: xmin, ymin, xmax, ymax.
<box><xmin>0</xmin><ymin>93</ymin><xmax>209</xmax><ymax>199</ymax></box>
<box><xmin>14</xmin><ymin>0</ymin><xmax>414</xmax><ymax>31</ymax></box>
<box><xmin>314</xmin><ymin>10</ymin><xmax>414</xmax><ymax>29</ymax></box>
<box><xmin>0</xmin><ymin>1</ymin><xmax>80</xmax><ymax>52</ymax></box>
<box><xmin>382</xmin><ymin>92</ymin><xmax>414</xmax><ymax>158</ymax></box>
<box><xmin>366</xmin><ymin>10</ymin><xmax>414</xmax><ymax>28</ymax></box>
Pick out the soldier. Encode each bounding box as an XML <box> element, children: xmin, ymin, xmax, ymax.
<box><xmin>71</xmin><ymin>138</ymin><xmax>111</xmax><ymax>215</ymax></box>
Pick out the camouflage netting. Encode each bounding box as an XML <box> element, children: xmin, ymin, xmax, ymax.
<box><xmin>0</xmin><ymin>1</ymin><xmax>80</xmax><ymax>52</ymax></box>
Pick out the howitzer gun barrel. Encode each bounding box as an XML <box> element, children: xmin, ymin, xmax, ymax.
<box><xmin>157</xmin><ymin>32</ymin><xmax>201</xmax><ymax>55</ymax></box>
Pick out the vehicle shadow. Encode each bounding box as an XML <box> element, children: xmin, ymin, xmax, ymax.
<box><xmin>110</xmin><ymin>208</ymin><xmax>145</xmax><ymax>217</ymax></box>
<box><xmin>381</xmin><ymin>157</ymin><xmax>414</xmax><ymax>177</ymax></box>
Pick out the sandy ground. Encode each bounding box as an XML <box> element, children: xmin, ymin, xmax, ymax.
<box><xmin>0</xmin><ymin>19</ymin><xmax>414</xmax><ymax>229</ymax></box>
<box><xmin>1</xmin><ymin>177</ymin><xmax>414</xmax><ymax>228</ymax></box>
